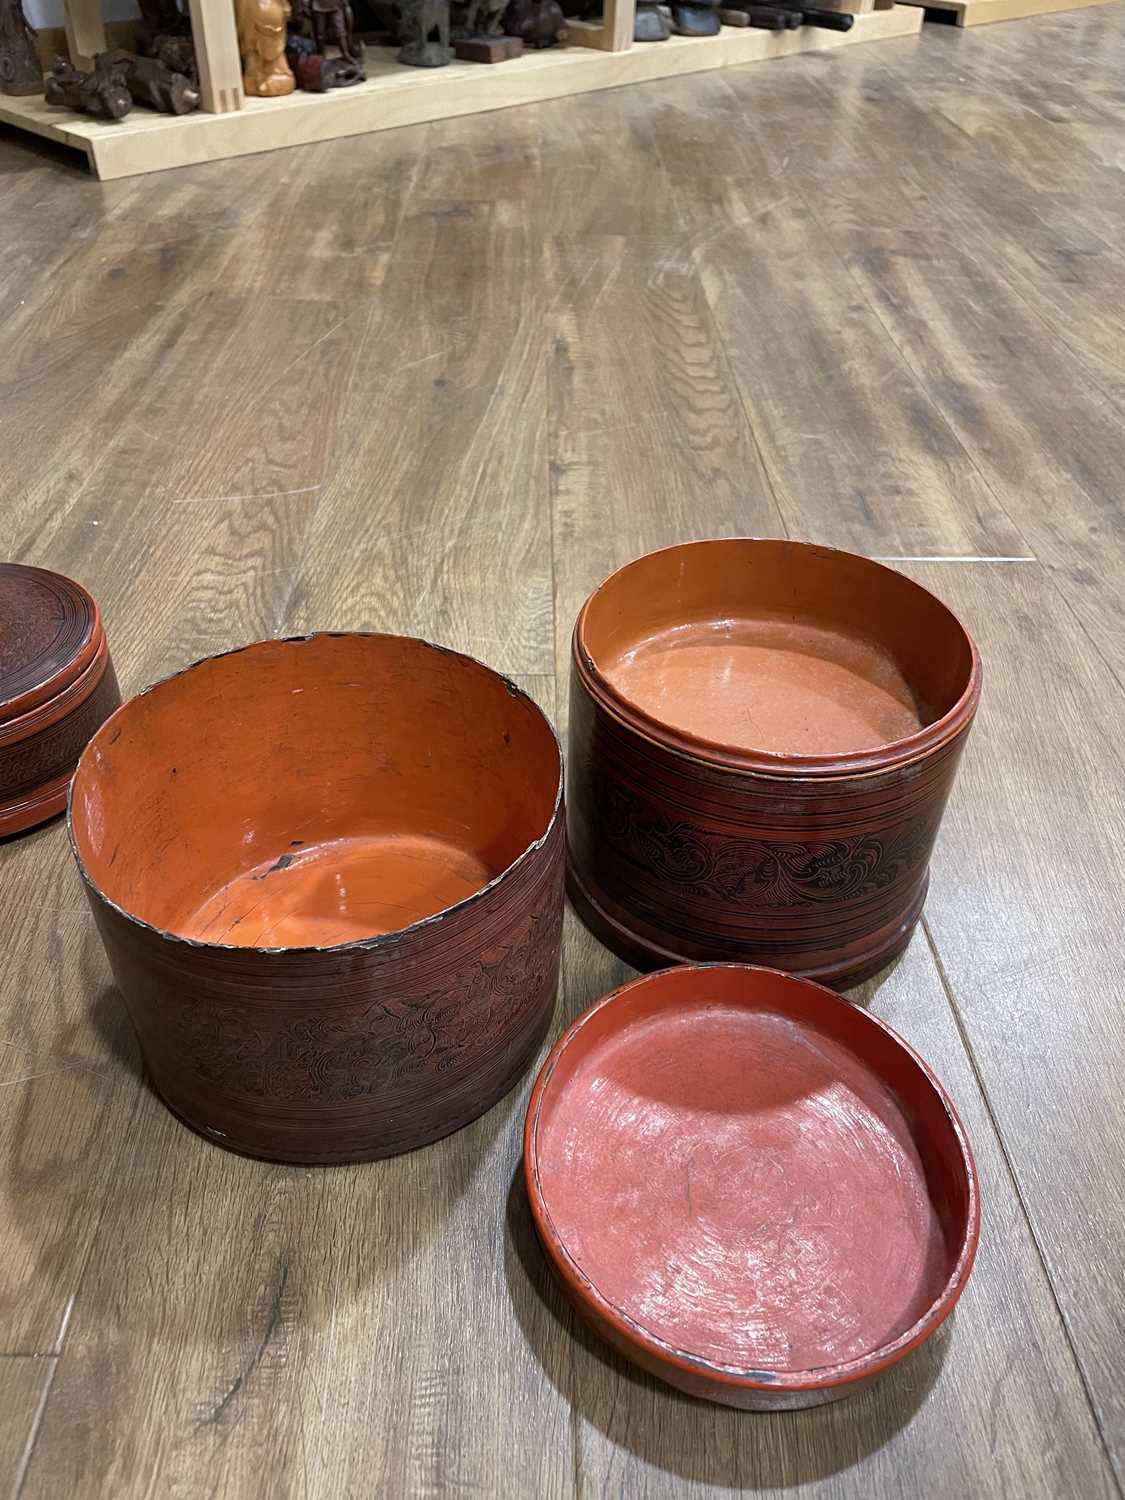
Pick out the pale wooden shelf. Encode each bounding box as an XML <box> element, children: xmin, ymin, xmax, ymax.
<box><xmin>0</xmin><ymin>5</ymin><xmax>921</xmax><ymax>179</ymax></box>
<box><xmin>898</xmin><ymin>0</ymin><xmax>1117</xmax><ymax>23</ymax></box>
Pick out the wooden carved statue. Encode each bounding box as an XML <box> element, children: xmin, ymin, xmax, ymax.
<box><xmin>45</xmin><ymin>53</ymin><xmax>132</xmax><ymax>117</ymax></box>
<box><xmin>0</xmin><ymin>0</ymin><xmax>42</xmax><ymax>97</ymax></box>
<box><xmin>288</xmin><ymin>48</ymin><xmax>363</xmax><ymax>85</ymax></box>
<box><xmin>104</xmin><ymin>47</ymin><xmax>200</xmax><ymax>110</ymax></box>
<box><xmin>236</xmin><ymin>0</ymin><xmax>295</xmax><ymax>95</ymax></box>
<box><xmin>501</xmin><ymin>0</ymin><xmax>564</xmax><ymax>45</ymax></box>
<box><xmin>149</xmin><ymin>33</ymin><xmax>198</xmax><ymax>78</ymax></box>
<box><xmin>310</xmin><ymin>0</ymin><xmax>363</xmax><ymax>63</ymax></box>
<box><xmin>397</xmin><ymin>0</ymin><xmax>451</xmax><ymax>65</ymax></box>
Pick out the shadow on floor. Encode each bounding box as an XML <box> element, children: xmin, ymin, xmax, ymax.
<box><xmin>505</xmin><ymin>1165</ymin><xmax>948</xmax><ymax>1489</ymax></box>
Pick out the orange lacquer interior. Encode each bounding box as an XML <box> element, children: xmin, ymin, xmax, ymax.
<box><xmin>582</xmin><ymin>541</ymin><xmax>977</xmax><ymax>758</ymax></box>
<box><xmin>71</xmin><ymin>635</ymin><xmax>561</xmax><ymax>949</ymax></box>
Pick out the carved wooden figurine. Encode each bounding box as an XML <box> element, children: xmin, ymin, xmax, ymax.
<box><xmin>397</xmin><ymin>0</ymin><xmax>450</xmax><ymax>65</ymax></box>
<box><xmin>236</xmin><ymin>0</ymin><xmax>295</xmax><ymax>95</ymax></box>
<box><xmin>0</xmin><ymin>0</ymin><xmax>42</xmax><ymax>96</ymax></box>
<box><xmin>289</xmin><ymin>45</ymin><xmax>364</xmax><ymax>86</ymax></box>
<box><xmin>149</xmin><ymin>33</ymin><xmax>198</xmax><ymax>78</ymax></box>
<box><xmin>501</xmin><ymin>0</ymin><xmax>565</xmax><ymax>45</ymax></box>
<box><xmin>45</xmin><ymin>53</ymin><xmax>133</xmax><ymax>117</ymax></box>
<box><xmin>311</xmin><ymin>0</ymin><xmax>363</xmax><ymax>63</ymax></box>
<box><xmin>105</xmin><ymin>48</ymin><xmax>200</xmax><ymax>111</ymax></box>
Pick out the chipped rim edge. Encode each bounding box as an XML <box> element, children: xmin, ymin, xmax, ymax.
<box><xmin>66</xmin><ymin>631</ymin><xmax>564</xmax><ymax>959</ymax></box>
<box><xmin>524</xmin><ymin>963</ymin><xmax>981</xmax><ymax>1398</ymax></box>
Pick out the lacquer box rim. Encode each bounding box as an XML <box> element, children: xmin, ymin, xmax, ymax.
<box><xmin>67</xmin><ymin>630</ymin><xmax>565</xmax><ymax>957</ymax></box>
<box><xmin>573</xmin><ymin>537</ymin><xmax>983</xmax><ymax>780</ymax></box>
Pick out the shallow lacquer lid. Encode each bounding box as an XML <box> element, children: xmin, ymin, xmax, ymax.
<box><xmin>524</xmin><ymin>964</ymin><xmax>979</xmax><ymax>1409</ymax></box>
<box><xmin>0</xmin><ymin>563</ymin><xmax>102</xmax><ymax>727</ymax></box>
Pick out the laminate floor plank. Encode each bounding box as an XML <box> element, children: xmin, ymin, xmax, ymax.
<box><xmin>658</xmin><ymin>72</ymin><xmax>1030</xmax><ymax>559</ymax></box>
<box><xmin>546</xmin><ymin>231</ymin><xmax>785</xmax><ymax>709</ymax></box>
<box><xmin>752</xmin><ymin>63</ymin><xmax>1125</xmax><ymax>676</ymax></box>
<box><xmin>0</xmin><ymin>1356</ymin><xmax>55</xmax><ymax>1496</ymax></box>
<box><xmin>896</xmin><ymin>561</ymin><xmax>1125</xmax><ymax>1486</ymax></box>
<box><xmin>6</xmin><ymin>292</ymin><xmax>356</xmax><ymax>687</ymax></box>
<box><xmin>281</xmin><ymin>215</ymin><xmax>554</xmax><ymax>674</ymax></box>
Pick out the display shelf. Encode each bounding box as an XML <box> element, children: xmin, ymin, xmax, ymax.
<box><xmin>901</xmin><ymin>0</ymin><xmax>1116</xmax><ymax>23</ymax></box>
<box><xmin>0</xmin><ymin>5</ymin><xmax>922</xmax><ymax>179</ymax></box>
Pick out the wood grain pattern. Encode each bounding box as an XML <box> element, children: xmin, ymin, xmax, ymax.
<box><xmin>4</xmin><ymin>12</ymin><xmax>1125</xmax><ymax>1496</ymax></box>
<box><xmin>0</xmin><ymin>1357</ymin><xmax>55</xmax><ymax>1495</ymax></box>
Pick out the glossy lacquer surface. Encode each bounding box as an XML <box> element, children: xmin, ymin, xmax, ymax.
<box><xmin>604</xmin><ymin>617</ymin><xmax>922</xmax><ymax>757</ymax></box>
<box><xmin>526</xmin><ymin>965</ymin><xmax>978</xmax><ymax>1411</ymax></box>
<box><xmin>69</xmin><ymin>634</ymin><xmax>565</xmax><ymax>1163</ymax></box>
<box><xmin>0</xmin><ymin>563</ymin><xmax>120</xmax><ymax>835</ymax></box>
<box><xmin>568</xmin><ymin>540</ymin><xmax>981</xmax><ymax>988</ymax></box>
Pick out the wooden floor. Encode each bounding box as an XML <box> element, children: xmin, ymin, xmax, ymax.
<box><xmin>3</xmin><ymin>6</ymin><xmax>1125</xmax><ymax>1495</ymax></box>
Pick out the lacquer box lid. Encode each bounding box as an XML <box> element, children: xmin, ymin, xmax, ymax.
<box><xmin>0</xmin><ymin>563</ymin><xmax>103</xmax><ymax>729</ymax></box>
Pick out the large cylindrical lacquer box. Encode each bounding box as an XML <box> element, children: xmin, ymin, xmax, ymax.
<box><xmin>567</xmin><ymin>540</ymin><xmax>981</xmax><ymax>989</ymax></box>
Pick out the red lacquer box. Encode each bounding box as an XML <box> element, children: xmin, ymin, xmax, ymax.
<box><xmin>567</xmin><ymin>539</ymin><xmax>982</xmax><ymax>989</ymax></box>
<box><xmin>0</xmin><ymin>563</ymin><xmax>120</xmax><ymax>837</ymax></box>
<box><xmin>68</xmin><ymin>633</ymin><xmax>565</xmax><ymax>1163</ymax></box>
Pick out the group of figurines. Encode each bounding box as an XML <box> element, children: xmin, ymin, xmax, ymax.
<box><xmin>0</xmin><ymin>0</ymin><xmax>202</xmax><ymax>117</ymax></box>
<box><xmin>0</xmin><ymin>0</ymin><xmax>855</xmax><ymax>119</ymax></box>
<box><xmin>236</xmin><ymin>0</ymin><xmax>573</xmax><ymax>87</ymax></box>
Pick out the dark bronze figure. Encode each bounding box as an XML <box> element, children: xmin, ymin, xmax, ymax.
<box><xmin>309</xmin><ymin>0</ymin><xmax>364</xmax><ymax>62</ymax></box>
<box><xmin>0</xmin><ymin>0</ymin><xmax>42</xmax><ymax>97</ymax></box>
<box><xmin>501</xmin><ymin>0</ymin><xmax>565</xmax><ymax>46</ymax></box>
<box><xmin>291</xmin><ymin>47</ymin><xmax>366</xmax><ymax>85</ymax></box>
<box><xmin>45</xmin><ymin>53</ymin><xmax>133</xmax><ymax>118</ymax></box>
<box><xmin>286</xmin><ymin>24</ymin><xmax>364</xmax><ymax>84</ymax></box>
<box><xmin>105</xmin><ymin>47</ymin><xmax>201</xmax><ymax>111</ymax></box>
<box><xmin>149</xmin><ymin>33</ymin><xmax>198</xmax><ymax>76</ymax></box>
<box><xmin>397</xmin><ymin>0</ymin><xmax>450</xmax><ymax>65</ymax></box>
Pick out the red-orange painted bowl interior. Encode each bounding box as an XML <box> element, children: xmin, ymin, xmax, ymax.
<box><xmin>525</xmin><ymin>965</ymin><xmax>978</xmax><ymax>1408</ymax></box>
<box><xmin>578</xmin><ymin>539</ymin><xmax>980</xmax><ymax>773</ymax></box>
<box><xmin>71</xmin><ymin>634</ymin><xmax>561</xmax><ymax>950</ymax></box>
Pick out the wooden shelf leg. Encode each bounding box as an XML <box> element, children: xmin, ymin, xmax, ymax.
<box><xmin>188</xmin><ymin>0</ymin><xmax>245</xmax><ymax>112</ymax></box>
<box><xmin>63</xmin><ymin>0</ymin><xmax>108</xmax><ymax>68</ymax></box>
<box><xmin>565</xmin><ymin>0</ymin><xmax>635</xmax><ymax>49</ymax></box>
